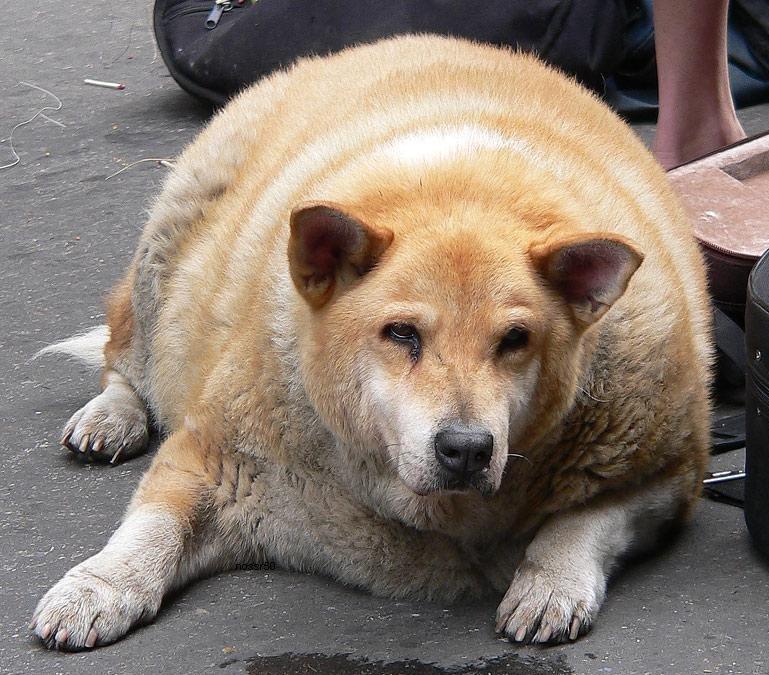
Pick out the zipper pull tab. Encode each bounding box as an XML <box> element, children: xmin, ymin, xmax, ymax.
<box><xmin>205</xmin><ymin>0</ymin><xmax>231</xmax><ymax>29</ymax></box>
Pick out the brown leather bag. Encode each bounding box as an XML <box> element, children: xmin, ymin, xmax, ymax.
<box><xmin>667</xmin><ymin>133</ymin><xmax>769</xmax><ymax>322</ymax></box>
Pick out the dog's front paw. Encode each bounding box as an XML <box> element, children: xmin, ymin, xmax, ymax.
<box><xmin>31</xmin><ymin>559</ymin><xmax>155</xmax><ymax>650</ymax></box>
<box><xmin>61</xmin><ymin>387</ymin><xmax>148</xmax><ymax>463</ymax></box>
<box><xmin>494</xmin><ymin>558</ymin><xmax>605</xmax><ymax>644</ymax></box>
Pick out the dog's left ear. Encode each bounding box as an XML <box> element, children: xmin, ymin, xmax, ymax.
<box><xmin>288</xmin><ymin>201</ymin><xmax>394</xmax><ymax>308</ymax></box>
<box><xmin>529</xmin><ymin>233</ymin><xmax>643</xmax><ymax>325</ymax></box>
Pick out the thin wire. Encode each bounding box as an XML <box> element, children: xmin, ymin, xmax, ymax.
<box><xmin>105</xmin><ymin>157</ymin><xmax>174</xmax><ymax>180</ymax></box>
<box><xmin>148</xmin><ymin>1</ymin><xmax>159</xmax><ymax>65</ymax></box>
<box><xmin>101</xmin><ymin>0</ymin><xmax>158</xmax><ymax>67</ymax></box>
<box><xmin>0</xmin><ymin>82</ymin><xmax>65</xmax><ymax>171</ymax></box>
<box><xmin>106</xmin><ymin>21</ymin><xmax>139</xmax><ymax>67</ymax></box>
<box><xmin>39</xmin><ymin>113</ymin><xmax>66</xmax><ymax>129</ymax></box>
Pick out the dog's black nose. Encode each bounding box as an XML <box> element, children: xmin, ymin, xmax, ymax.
<box><xmin>434</xmin><ymin>425</ymin><xmax>493</xmax><ymax>480</ymax></box>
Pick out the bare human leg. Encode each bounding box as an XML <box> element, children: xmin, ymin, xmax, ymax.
<box><xmin>652</xmin><ymin>0</ymin><xmax>746</xmax><ymax>169</ymax></box>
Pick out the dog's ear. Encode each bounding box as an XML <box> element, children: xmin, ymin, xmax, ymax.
<box><xmin>529</xmin><ymin>233</ymin><xmax>643</xmax><ymax>325</ymax></box>
<box><xmin>288</xmin><ymin>201</ymin><xmax>394</xmax><ymax>308</ymax></box>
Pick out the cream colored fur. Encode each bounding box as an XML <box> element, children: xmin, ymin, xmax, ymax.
<box><xmin>32</xmin><ymin>36</ymin><xmax>712</xmax><ymax>650</ymax></box>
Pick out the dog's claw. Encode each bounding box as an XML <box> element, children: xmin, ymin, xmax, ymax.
<box><xmin>85</xmin><ymin>628</ymin><xmax>98</xmax><ymax>649</ymax></box>
<box><xmin>110</xmin><ymin>446</ymin><xmax>124</xmax><ymax>465</ymax></box>
<box><xmin>40</xmin><ymin>623</ymin><xmax>52</xmax><ymax>640</ymax></box>
<box><xmin>536</xmin><ymin>623</ymin><xmax>553</xmax><ymax>643</ymax></box>
<box><xmin>55</xmin><ymin>627</ymin><xmax>69</xmax><ymax>645</ymax></box>
<box><xmin>60</xmin><ymin>428</ymin><xmax>73</xmax><ymax>448</ymax></box>
<box><xmin>569</xmin><ymin>615</ymin><xmax>581</xmax><ymax>641</ymax></box>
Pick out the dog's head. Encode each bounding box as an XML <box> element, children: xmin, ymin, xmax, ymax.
<box><xmin>288</xmin><ymin>192</ymin><xmax>642</xmax><ymax>497</ymax></box>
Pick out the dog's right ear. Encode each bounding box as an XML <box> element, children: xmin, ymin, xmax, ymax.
<box><xmin>288</xmin><ymin>201</ymin><xmax>394</xmax><ymax>308</ymax></box>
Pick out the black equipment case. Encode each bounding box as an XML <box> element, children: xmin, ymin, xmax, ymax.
<box><xmin>746</xmin><ymin>250</ymin><xmax>769</xmax><ymax>558</ymax></box>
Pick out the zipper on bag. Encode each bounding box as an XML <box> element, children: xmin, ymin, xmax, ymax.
<box><xmin>205</xmin><ymin>0</ymin><xmax>231</xmax><ymax>29</ymax></box>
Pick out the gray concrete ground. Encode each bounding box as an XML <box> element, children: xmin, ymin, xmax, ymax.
<box><xmin>2</xmin><ymin>3</ymin><xmax>769</xmax><ymax>674</ymax></box>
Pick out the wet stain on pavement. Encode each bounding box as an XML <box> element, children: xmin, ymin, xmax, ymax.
<box><xmin>243</xmin><ymin>652</ymin><xmax>572</xmax><ymax>675</ymax></box>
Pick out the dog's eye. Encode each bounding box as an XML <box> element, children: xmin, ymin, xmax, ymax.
<box><xmin>386</xmin><ymin>323</ymin><xmax>419</xmax><ymax>342</ymax></box>
<box><xmin>384</xmin><ymin>323</ymin><xmax>421</xmax><ymax>361</ymax></box>
<box><xmin>498</xmin><ymin>327</ymin><xmax>529</xmax><ymax>353</ymax></box>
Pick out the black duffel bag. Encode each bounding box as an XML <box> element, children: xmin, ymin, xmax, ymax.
<box><xmin>153</xmin><ymin>0</ymin><xmax>628</xmax><ymax>105</ymax></box>
<box><xmin>746</xmin><ymin>249</ymin><xmax>769</xmax><ymax>558</ymax></box>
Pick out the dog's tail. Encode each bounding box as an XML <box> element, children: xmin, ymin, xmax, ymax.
<box><xmin>34</xmin><ymin>325</ymin><xmax>110</xmax><ymax>370</ymax></box>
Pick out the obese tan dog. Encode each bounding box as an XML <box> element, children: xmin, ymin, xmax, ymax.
<box><xmin>32</xmin><ymin>35</ymin><xmax>712</xmax><ymax>650</ymax></box>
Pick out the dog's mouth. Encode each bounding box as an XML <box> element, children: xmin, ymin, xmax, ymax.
<box><xmin>402</xmin><ymin>470</ymin><xmax>496</xmax><ymax>497</ymax></box>
<box><xmin>441</xmin><ymin>473</ymin><xmax>496</xmax><ymax>496</ymax></box>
